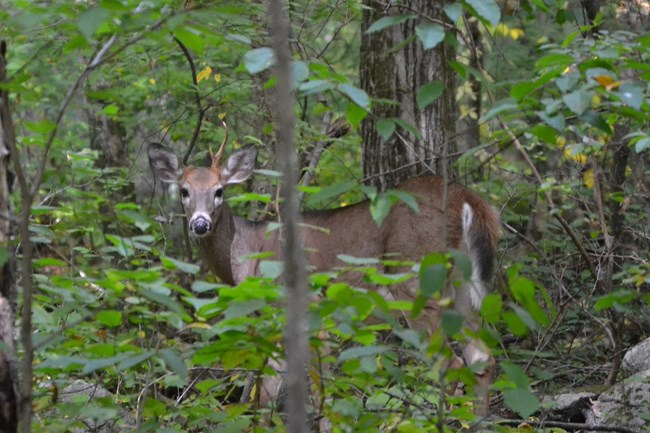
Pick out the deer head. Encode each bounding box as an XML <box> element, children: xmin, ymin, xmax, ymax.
<box><xmin>148</xmin><ymin>141</ymin><xmax>258</xmax><ymax>238</ymax></box>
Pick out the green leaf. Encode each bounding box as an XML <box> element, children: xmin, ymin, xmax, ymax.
<box><xmin>481</xmin><ymin>293</ymin><xmax>503</xmax><ymax>324</ymax></box>
<box><xmin>634</xmin><ymin>137</ymin><xmax>650</xmax><ymax>153</ymax></box>
<box><xmin>503</xmin><ymin>389</ymin><xmax>540</xmax><ymax>418</ymax></box>
<box><xmin>117</xmin><ymin>209</ymin><xmax>151</xmax><ymax>231</ymax></box>
<box><xmin>416</xmin><ymin>80</ymin><xmax>444</xmax><ymax>109</ymax></box>
<box><xmin>536</xmin><ymin>111</ymin><xmax>565</xmax><ymax>131</ymax></box>
<box><xmin>337</xmin><ymin>255</ymin><xmax>380</xmax><ymax>266</ymax></box>
<box><xmin>555</xmin><ymin>72</ymin><xmax>579</xmax><ymax>93</ymax></box>
<box><xmin>481</xmin><ymin>100</ymin><xmax>518</xmax><ymax>122</ymax></box>
<box><xmin>419</xmin><ymin>263</ymin><xmax>446</xmax><ymax>297</ymax></box>
<box><xmin>243</xmin><ymin>47</ymin><xmax>275</xmax><ymax>74</ymax></box>
<box><xmin>535</xmin><ymin>53</ymin><xmax>574</xmax><ymax>71</ymax></box>
<box><xmin>174</xmin><ymin>27</ymin><xmax>205</xmax><ymax>55</ymax></box>
<box><xmin>117</xmin><ymin>350</ymin><xmax>155</xmax><ymax>371</ymax></box>
<box><xmin>441</xmin><ymin>310</ymin><xmax>463</xmax><ymax>336</ymax></box>
<box><xmin>96</xmin><ymin>310</ymin><xmax>122</xmax><ymax>328</ymax></box>
<box><xmin>291</xmin><ymin>60</ymin><xmax>309</xmax><ymax>88</ymax></box>
<box><xmin>531</xmin><ymin>124</ymin><xmax>558</xmax><ymax>144</ymax></box>
<box><xmin>503</xmin><ymin>310</ymin><xmax>528</xmax><ymax>336</ymax></box>
<box><xmin>419</xmin><ymin>253</ymin><xmax>448</xmax><ymax>297</ymax></box>
<box><xmin>82</xmin><ymin>353</ymin><xmax>131</xmax><ymax>374</ymax></box>
<box><xmin>227</xmin><ymin>192</ymin><xmax>271</xmax><ymax>204</ymax></box>
<box><xmin>139</xmin><ymin>288</ymin><xmax>187</xmax><ymax>316</ymax></box>
<box><xmin>366</xmin><ymin>15</ymin><xmax>415</xmax><ymax>34</ymax></box>
<box><xmin>391</xmin><ymin>190</ymin><xmax>419</xmax><ymax>213</ymax></box>
<box><xmin>579</xmin><ymin>111</ymin><xmax>612</xmax><ymax>134</ymax></box>
<box><xmin>259</xmin><ymin>260</ymin><xmax>283</xmax><ymax>280</ymax></box>
<box><xmin>161</xmin><ymin>256</ymin><xmax>200</xmax><ymax>274</ymax></box>
<box><xmin>501</xmin><ymin>361</ymin><xmax>531</xmax><ymax>388</ymax></box>
<box><xmin>511</xmin><ymin>81</ymin><xmax>538</xmax><ymax>101</ymax></box>
<box><xmin>392</xmin><ymin>118</ymin><xmax>423</xmax><ymax>140</ymax></box>
<box><xmin>338</xmin><ymin>84</ymin><xmax>370</xmax><ymax>110</ymax></box>
<box><xmin>78</xmin><ymin>7</ymin><xmax>110</xmax><ymax>40</ymax></box>
<box><xmin>102</xmin><ymin>104</ymin><xmax>119</xmax><ymax>115</ymax></box>
<box><xmin>339</xmin><ymin>345</ymin><xmax>388</xmax><ymax>361</ymax></box>
<box><xmin>449</xmin><ymin>250</ymin><xmax>471</xmax><ymax>280</ymax></box>
<box><xmin>464</xmin><ymin>0</ymin><xmax>501</xmax><ymax>27</ymax></box>
<box><xmin>24</xmin><ymin>119</ymin><xmax>56</xmax><ymax>133</ymax></box>
<box><xmin>224</xmin><ymin>299</ymin><xmax>267</xmax><ymax>320</ymax></box>
<box><xmin>593</xmin><ymin>289</ymin><xmax>636</xmax><ymax>311</ymax></box>
<box><xmin>615</xmin><ymin>83</ymin><xmax>644</xmax><ymax>110</ymax></box>
<box><xmin>376</xmin><ymin>118</ymin><xmax>396</xmax><ymax>141</ymax></box>
<box><xmin>563</xmin><ymin>89</ymin><xmax>594</xmax><ymax>115</ymax></box>
<box><xmin>298</xmin><ymin>79</ymin><xmax>333</xmax><ymax>95</ymax></box>
<box><xmin>304</xmin><ymin>180</ymin><xmax>356</xmax><ymax>208</ymax></box>
<box><xmin>345</xmin><ymin>99</ymin><xmax>369</xmax><ymax>128</ymax></box>
<box><xmin>415</xmin><ymin>23</ymin><xmax>445</xmax><ymax>50</ymax></box>
<box><xmin>369</xmin><ymin>193</ymin><xmax>393</xmax><ymax>226</ymax></box>
<box><xmin>443</xmin><ymin>3</ymin><xmax>463</xmax><ymax>22</ymax></box>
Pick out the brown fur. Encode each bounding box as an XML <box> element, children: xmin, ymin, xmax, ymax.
<box><xmin>149</xmin><ymin>143</ymin><xmax>500</xmax><ymax>415</ymax></box>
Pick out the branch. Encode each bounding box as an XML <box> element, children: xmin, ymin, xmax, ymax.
<box><xmin>5</xmin><ymin>10</ymin><xmax>179</xmax><ymax>432</ymax></box>
<box><xmin>172</xmin><ymin>35</ymin><xmax>210</xmax><ymax>166</ymax></box>
<box><xmin>499</xmin><ymin>419</ymin><xmax>641</xmax><ymax>433</ymax></box>
<box><xmin>30</xmin><ymin>32</ymin><xmax>117</xmax><ymax>199</ymax></box>
<box><xmin>504</xmin><ymin>123</ymin><xmax>599</xmax><ymax>282</ymax></box>
<box><xmin>297</xmin><ymin>110</ymin><xmax>333</xmax><ymax>204</ymax></box>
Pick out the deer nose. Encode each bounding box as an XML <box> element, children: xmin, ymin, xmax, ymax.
<box><xmin>190</xmin><ymin>217</ymin><xmax>212</xmax><ymax>236</ymax></box>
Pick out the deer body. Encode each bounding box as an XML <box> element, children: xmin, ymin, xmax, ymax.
<box><xmin>148</xmin><ymin>143</ymin><xmax>499</xmax><ymax>413</ymax></box>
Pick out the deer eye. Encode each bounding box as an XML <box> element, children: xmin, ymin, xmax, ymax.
<box><xmin>214</xmin><ymin>188</ymin><xmax>224</xmax><ymax>199</ymax></box>
<box><xmin>180</xmin><ymin>187</ymin><xmax>189</xmax><ymax>198</ymax></box>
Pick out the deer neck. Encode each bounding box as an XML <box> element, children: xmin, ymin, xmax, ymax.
<box><xmin>195</xmin><ymin>203</ymin><xmax>270</xmax><ymax>286</ymax></box>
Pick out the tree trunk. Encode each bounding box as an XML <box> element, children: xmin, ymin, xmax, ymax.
<box><xmin>269</xmin><ymin>1</ymin><xmax>310</xmax><ymax>432</ymax></box>
<box><xmin>0</xmin><ymin>40</ymin><xmax>19</xmax><ymax>433</ymax></box>
<box><xmin>457</xmin><ymin>18</ymin><xmax>482</xmax><ymax>154</ymax></box>
<box><xmin>360</xmin><ymin>0</ymin><xmax>457</xmax><ymax>190</ymax></box>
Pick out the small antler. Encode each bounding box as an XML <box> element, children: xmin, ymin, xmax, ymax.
<box><xmin>210</xmin><ymin>120</ymin><xmax>229</xmax><ymax>169</ymax></box>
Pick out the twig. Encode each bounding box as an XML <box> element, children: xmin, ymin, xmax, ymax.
<box><xmin>7</xmin><ymin>11</ymin><xmax>178</xmax><ymax>431</ymax></box>
<box><xmin>297</xmin><ymin>110</ymin><xmax>333</xmax><ymax>203</ymax></box>
<box><xmin>172</xmin><ymin>35</ymin><xmax>209</xmax><ymax>166</ymax></box>
<box><xmin>500</xmin><ymin>121</ymin><xmax>600</xmax><ymax>283</ymax></box>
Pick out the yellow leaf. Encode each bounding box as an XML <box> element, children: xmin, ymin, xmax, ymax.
<box><xmin>592</xmin><ymin>94</ymin><xmax>601</xmax><ymax>106</ymax></box>
<box><xmin>214</xmin><ymin>73</ymin><xmax>222</xmax><ymax>83</ymax></box>
<box><xmin>149</xmin><ymin>78</ymin><xmax>156</xmax><ymax>85</ymax></box>
<box><xmin>197</xmin><ymin>66</ymin><xmax>212</xmax><ymax>83</ymax></box>
<box><xmin>563</xmin><ymin>148</ymin><xmax>587</xmax><ymax>165</ymax></box>
<box><xmin>509</xmin><ymin>28</ymin><xmax>525</xmax><ymax>40</ymax></box>
<box><xmin>218</xmin><ymin>112</ymin><xmax>226</xmax><ymax>120</ymax></box>
<box><xmin>594</xmin><ymin>75</ymin><xmax>621</xmax><ymax>90</ymax></box>
<box><xmin>556</xmin><ymin>135</ymin><xmax>567</xmax><ymax>149</ymax></box>
<box><xmin>583</xmin><ymin>168</ymin><xmax>594</xmax><ymax>188</ymax></box>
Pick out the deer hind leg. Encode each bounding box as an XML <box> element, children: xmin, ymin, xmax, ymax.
<box><xmin>396</xmin><ymin>277</ymin><xmax>492</xmax><ymax>415</ymax></box>
<box><xmin>452</xmin><ymin>277</ymin><xmax>493</xmax><ymax>416</ymax></box>
<box><xmin>462</xmin><ymin>337</ymin><xmax>493</xmax><ymax>416</ymax></box>
<box><xmin>257</xmin><ymin>335</ymin><xmax>332</xmax><ymax>432</ymax></box>
<box><xmin>258</xmin><ymin>358</ymin><xmax>285</xmax><ymax>410</ymax></box>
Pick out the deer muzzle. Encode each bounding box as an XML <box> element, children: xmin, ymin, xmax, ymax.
<box><xmin>190</xmin><ymin>216</ymin><xmax>212</xmax><ymax>237</ymax></box>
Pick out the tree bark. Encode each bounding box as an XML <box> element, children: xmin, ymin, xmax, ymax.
<box><xmin>0</xmin><ymin>40</ymin><xmax>19</xmax><ymax>433</ymax></box>
<box><xmin>360</xmin><ymin>0</ymin><xmax>457</xmax><ymax>190</ymax></box>
<box><xmin>269</xmin><ymin>1</ymin><xmax>310</xmax><ymax>433</ymax></box>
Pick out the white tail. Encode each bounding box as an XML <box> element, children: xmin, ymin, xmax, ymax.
<box><xmin>148</xmin><ymin>142</ymin><xmax>500</xmax><ymax>414</ymax></box>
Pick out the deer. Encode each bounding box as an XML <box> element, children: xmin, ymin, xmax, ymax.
<box><xmin>148</xmin><ymin>139</ymin><xmax>500</xmax><ymax>416</ymax></box>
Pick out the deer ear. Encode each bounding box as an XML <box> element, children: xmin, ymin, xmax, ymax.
<box><xmin>148</xmin><ymin>143</ymin><xmax>182</xmax><ymax>183</ymax></box>
<box><xmin>222</xmin><ymin>145</ymin><xmax>257</xmax><ymax>185</ymax></box>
